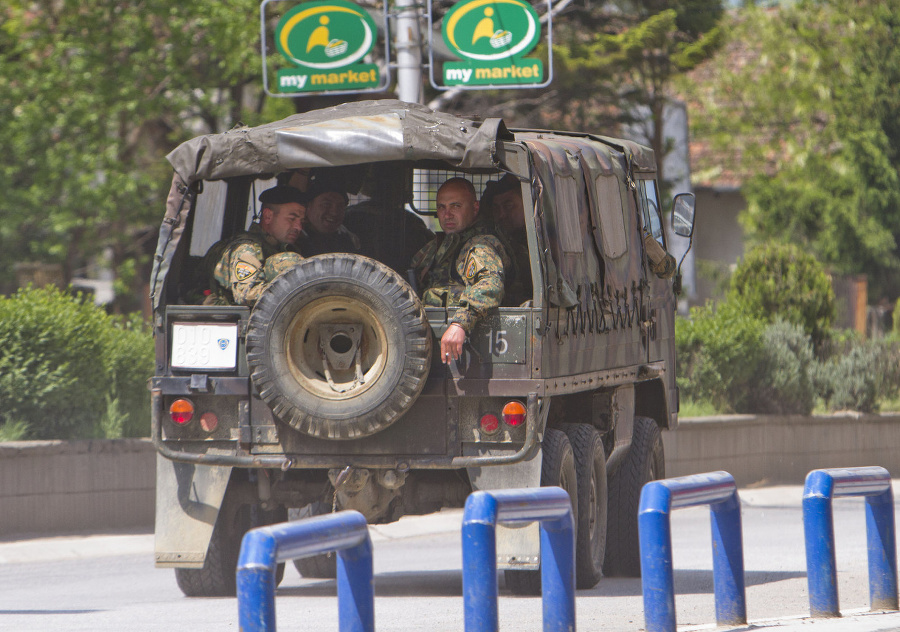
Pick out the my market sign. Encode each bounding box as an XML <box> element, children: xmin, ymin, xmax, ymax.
<box><xmin>270</xmin><ymin>0</ymin><xmax>381</xmax><ymax>93</ymax></box>
<box><xmin>440</xmin><ymin>0</ymin><xmax>544</xmax><ymax>87</ymax></box>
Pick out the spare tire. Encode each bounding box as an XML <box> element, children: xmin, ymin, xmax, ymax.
<box><xmin>247</xmin><ymin>254</ymin><xmax>432</xmax><ymax>440</ymax></box>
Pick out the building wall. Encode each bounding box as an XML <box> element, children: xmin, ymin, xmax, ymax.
<box><xmin>692</xmin><ymin>187</ymin><xmax>746</xmax><ymax>305</ymax></box>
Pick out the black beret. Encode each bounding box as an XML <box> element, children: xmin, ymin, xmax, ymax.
<box><xmin>259</xmin><ymin>185</ymin><xmax>308</xmax><ymax>206</ymax></box>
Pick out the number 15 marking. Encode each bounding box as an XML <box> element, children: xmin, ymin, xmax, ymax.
<box><xmin>487</xmin><ymin>330</ymin><xmax>508</xmax><ymax>355</ymax></box>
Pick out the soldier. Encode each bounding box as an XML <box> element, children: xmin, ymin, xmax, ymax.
<box><xmin>207</xmin><ymin>185</ymin><xmax>307</xmax><ymax>307</ymax></box>
<box><xmin>296</xmin><ymin>179</ymin><xmax>361</xmax><ymax>256</ymax></box>
<box><xmin>411</xmin><ymin>177</ymin><xmax>511</xmax><ymax>364</ymax></box>
<box><xmin>487</xmin><ymin>174</ymin><xmax>532</xmax><ymax>306</ymax></box>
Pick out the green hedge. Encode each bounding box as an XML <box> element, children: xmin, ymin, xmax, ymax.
<box><xmin>0</xmin><ymin>287</ymin><xmax>153</xmax><ymax>440</ymax></box>
<box><xmin>677</xmin><ymin>305</ymin><xmax>898</xmax><ymax>415</ymax></box>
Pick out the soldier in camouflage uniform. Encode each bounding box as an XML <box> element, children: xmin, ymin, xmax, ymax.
<box><xmin>296</xmin><ymin>179</ymin><xmax>361</xmax><ymax>256</ymax></box>
<box><xmin>411</xmin><ymin>177</ymin><xmax>511</xmax><ymax>364</ymax></box>
<box><xmin>207</xmin><ymin>185</ymin><xmax>307</xmax><ymax>307</ymax></box>
<box><xmin>487</xmin><ymin>174</ymin><xmax>532</xmax><ymax>306</ymax></box>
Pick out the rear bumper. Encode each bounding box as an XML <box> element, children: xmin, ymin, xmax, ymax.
<box><xmin>151</xmin><ymin>388</ymin><xmax>542</xmax><ymax>470</ymax></box>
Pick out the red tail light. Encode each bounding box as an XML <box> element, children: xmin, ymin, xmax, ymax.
<box><xmin>169</xmin><ymin>399</ymin><xmax>194</xmax><ymax>425</ymax></box>
<box><xmin>480</xmin><ymin>414</ymin><xmax>500</xmax><ymax>435</ymax></box>
<box><xmin>502</xmin><ymin>401</ymin><xmax>526</xmax><ymax>427</ymax></box>
<box><xmin>200</xmin><ymin>412</ymin><xmax>218</xmax><ymax>433</ymax></box>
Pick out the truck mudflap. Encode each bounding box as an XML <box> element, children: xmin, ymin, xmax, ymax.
<box><xmin>466</xmin><ymin>444</ymin><xmax>544</xmax><ymax>571</ymax></box>
<box><xmin>151</xmin><ymin>388</ymin><xmax>544</xmax><ymax>470</ymax></box>
<box><xmin>154</xmin><ymin>454</ymin><xmax>232</xmax><ymax>568</ymax></box>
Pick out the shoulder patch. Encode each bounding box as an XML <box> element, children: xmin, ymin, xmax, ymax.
<box><xmin>465</xmin><ymin>256</ymin><xmax>477</xmax><ymax>281</ymax></box>
<box><xmin>234</xmin><ymin>260</ymin><xmax>258</xmax><ymax>281</ymax></box>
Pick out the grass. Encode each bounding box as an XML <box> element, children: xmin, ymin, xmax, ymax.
<box><xmin>678</xmin><ymin>398</ymin><xmax>721</xmax><ymax>418</ymax></box>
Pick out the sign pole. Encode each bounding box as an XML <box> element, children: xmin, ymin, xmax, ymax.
<box><xmin>395</xmin><ymin>0</ymin><xmax>423</xmax><ymax>103</ymax></box>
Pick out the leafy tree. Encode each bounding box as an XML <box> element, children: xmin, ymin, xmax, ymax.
<box><xmin>687</xmin><ymin>0</ymin><xmax>900</xmax><ymax>299</ymax></box>
<box><xmin>0</xmin><ymin>0</ymin><xmax>268</xmax><ymax>311</ymax></box>
<box><xmin>448</xmin><ymin>0</ymin><xmax>724</xmax><ymax>189</ymax></box>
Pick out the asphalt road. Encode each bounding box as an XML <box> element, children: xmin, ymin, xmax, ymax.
<box><xmin>2</xmin><ymin>486</ymin><xmax>900</xmax><ymax>631</ymax></box>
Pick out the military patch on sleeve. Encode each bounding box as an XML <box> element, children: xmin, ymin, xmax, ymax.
<box><xmin>234</xmin><ymin>260</ymin><xmax>258</xmax><ymax>281</ymax></box>
<box><xmin>464</xmin><ymin>255</ymin><xmax>478</xmax><ymax>281</ymax></box>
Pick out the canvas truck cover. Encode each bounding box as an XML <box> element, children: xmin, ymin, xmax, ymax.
<box><xmin>165</xmin><ymin>99</ymin><xmax>510</xmax><ymax>184</ymax></box>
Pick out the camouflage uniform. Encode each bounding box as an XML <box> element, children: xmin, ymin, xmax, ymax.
<box><xmin>411</xmin><ymin>220</ymin><xmax>511</xmax><ymax>333</ymax></box>
<box><xmin>208</xmin><ymin>223</ymin><xmax>303</xmax><ymax>306</ymax></box>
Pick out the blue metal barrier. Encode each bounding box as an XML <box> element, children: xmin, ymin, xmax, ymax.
<box><xmin>462</xmin><ymin>487</ymin><xmax>575</xmax><ymax>632</ymax></box>
<box><xmin>236</xmin><ymin>510</ymin><xmax>374</xmax><ymax>632</ymax></box>
<box><xmin>639</xmin><ymin>471</ymin><xmax>746</xmax><ymax>632</ymax></box>
<box><xmin>803</xmin><ymin>466</ymin><xmax>898</xmax><ymax>618</ymax></box>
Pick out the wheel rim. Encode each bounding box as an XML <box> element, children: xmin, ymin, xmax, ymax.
<box><xmin>284</xmin><ymin>297</ymin><xmax>389</xmax><ymax>401</ymax></box>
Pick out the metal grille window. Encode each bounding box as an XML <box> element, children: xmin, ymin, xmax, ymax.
<box><xmin>412</xmin><ymin>169</ymin><xmax>499</xmax><ymax>231</ymax></box>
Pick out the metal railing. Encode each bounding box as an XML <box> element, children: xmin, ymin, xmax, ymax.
<box><xmin>803</xmin><ymin>466</ymin><xmax>898</xmax><ymax>618</ymax></box>
<box><xmin>638</xmin><ymin>470</ymin><xmax>746</xmax><ymax>632</ymax></box>
<box><xmin>237</xmin><ymin>510</ymin><xmax>374</xmax><ymax>632</ymax></box>
<box><xmin>462</xmin><ymin>487</ymin><xmax>575</xmax><ymax>632</ymax></box>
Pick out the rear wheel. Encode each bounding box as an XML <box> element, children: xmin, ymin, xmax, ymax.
<box><xmin>175</xmin><ymin>495</ymin><xmax>287</xmax><ymax>597</ymax></box>
<box><xmin>603</xmin><ymin>416</ymin><xmax>664</xmax><ymax>577</ymax></box>
<box><xmin>291</xmin><ymin>501</ymin><xmax>337</xmax><ymax>579</ymax></box>
<box><xmin>564</xmin><ymin>423</ymin><xmax>607</xmax><ymax>589</ymax></box>
<box><xmin>504</xmin><ymin>428</ymin><xmax>578</xmax><ymax>596</ymax></box>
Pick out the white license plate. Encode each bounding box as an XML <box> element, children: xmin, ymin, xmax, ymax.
<box><xmin>171</xmin><ymin>322</ymin><xmax>238</xmax><ymax>370</ymax></box>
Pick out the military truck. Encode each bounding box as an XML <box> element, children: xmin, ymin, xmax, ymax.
<box><xmin>150</xmin><ymin>100</ymin><xmax>695</xmax><ymax>597</ymax></box>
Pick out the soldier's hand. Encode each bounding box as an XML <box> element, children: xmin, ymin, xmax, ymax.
<box><xmin>441</xmin><ymin>323</ymin><xmax>466</xmax><ymax>364</ymax></box>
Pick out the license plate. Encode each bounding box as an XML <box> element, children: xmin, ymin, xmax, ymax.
<box><xmin>171</xmin><ymin>323</ymin><xmax>238</xmax><ymax>370</ymax></box>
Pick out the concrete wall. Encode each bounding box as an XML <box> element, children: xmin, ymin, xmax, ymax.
<box><xmin>2</xmin><ymin>414</ymin><xmax>900</xmax><ymax>536</ymax></box>
<box><xmin>0</xmin><ymin>439</ymin><xmax>155</xmax><ymax>537</ymax></box>
<box><xmin>665</xmin><ymin>413</ymin><xmax>900</xmax><ymax>487</ymax></box>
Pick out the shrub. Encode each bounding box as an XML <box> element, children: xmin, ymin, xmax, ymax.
<box><xmin>729</xmin><ymin>243</ymin><xmax>835</xmax><ymax>345</ymax></box>
<box><xmin>675</xmin><ymin>299</ymin><xmax>767</xmax><ymax>413</ymax></box>
<box><xmin>745</xmin><ymin>320</ymin><xmax>816</xmax><ymax>415</ymax></box>
<box><xmin>0</xmin><ymin>287</ymin><xmax>153</xmax><ymax>440</ymax></box>
<box><xmin>814</xmin><ymin>337</ymin><xmax>900</xmax><ymax>413</ymax></box>
<box><xmin>101</xmin><ymin>312</ymin><xmax>154</xmax><ymax>437</ymax></box>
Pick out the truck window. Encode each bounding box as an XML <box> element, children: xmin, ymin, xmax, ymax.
<box><xmin>639</xmin><ymin>179</ymin><xmax>664</xmax><ymax>245</ymax></box>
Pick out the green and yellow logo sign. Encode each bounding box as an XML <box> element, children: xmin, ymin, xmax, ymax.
<box><xmin>274</xmin><ymin>0</ymin><xmax>379</xmax><ymax>92</ymax></box>
<box><xmin>441</xmin><ymin>0</ymin><xmax>543</xmax><ymax>86</ymax></box>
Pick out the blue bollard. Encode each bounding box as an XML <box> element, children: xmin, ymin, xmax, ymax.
<box><xmin>462</xmin><ymin>487</ymin><xmax>575</xmax><ymax>632</ymax></box>
<box><xmin>639</xmin><ymin>471</ymin><xmax>746</xmax><ymax>632</ymax></box>
<box><xmin>237</xmin><ymin>510</ymin><xmax>374</xmax><ymax>632</ymax></box>
<box><xmin>803</xmin><ymin>466</ymin><xmax>898</xmax><ymax>618</ymax></box>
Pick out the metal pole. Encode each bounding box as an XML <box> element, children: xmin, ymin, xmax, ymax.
<box><xmin>639</xmin><ymin>471</ymin><xmax>746</xmax><ymax>632</ymax></box>
<box><xmin>394</xmin><ymin>0</ymin><xmax>423</xmax><ymax>103</ymax></box>
<box><xmin>461</xmin><ymin>487</ymin><xmax>575</xmax><ymax>632</ymax></box>
<box><xmin>237</xmin><ymin>511</ymin><xmax>373</xmax><ymax>632</ymax></box>
<box><xmin>866</xmin><ymin>487</ymin><xmax>899</xmax><ymax>611</ymax></box>
<box><xmin>711</xmin><ymin>492</ymin><xmax>747</xmax><ymax>625</ymax></box>
<box><xmin>638</xmin><ymin>483</ymin><xmax>676</xmax><ymax>632</ymax></box>
<box><xmin>803</xmin><ymin>467</ymin><xmax>898</xmax><ymax>618</ymax></box>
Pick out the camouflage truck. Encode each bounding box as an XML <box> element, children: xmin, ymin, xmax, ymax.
<box><xmin>150</xmin><ymin>100</ymin><xmax>696</xmax><ymax>597</ymax></box>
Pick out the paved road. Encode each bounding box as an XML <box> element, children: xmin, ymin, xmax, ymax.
<box><xmin>2</xmin><ymin>485</ymin><xmax>900</xmax><ymax>631</ymax></box>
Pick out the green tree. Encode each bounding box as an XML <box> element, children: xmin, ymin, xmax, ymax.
<box><xmin>0</xmin><ymin>0</ymin><xmax>269</xmax><ymax>310</ymax></box>
<box><xmin>451</xmin><ymin>1</ymin><xmax>724</xmax><ymax>189</ymax></box>
<box><xmin>688</xmin><ymin>0</ymin><xmax>900</xmax><ymax>299</ymax></box>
